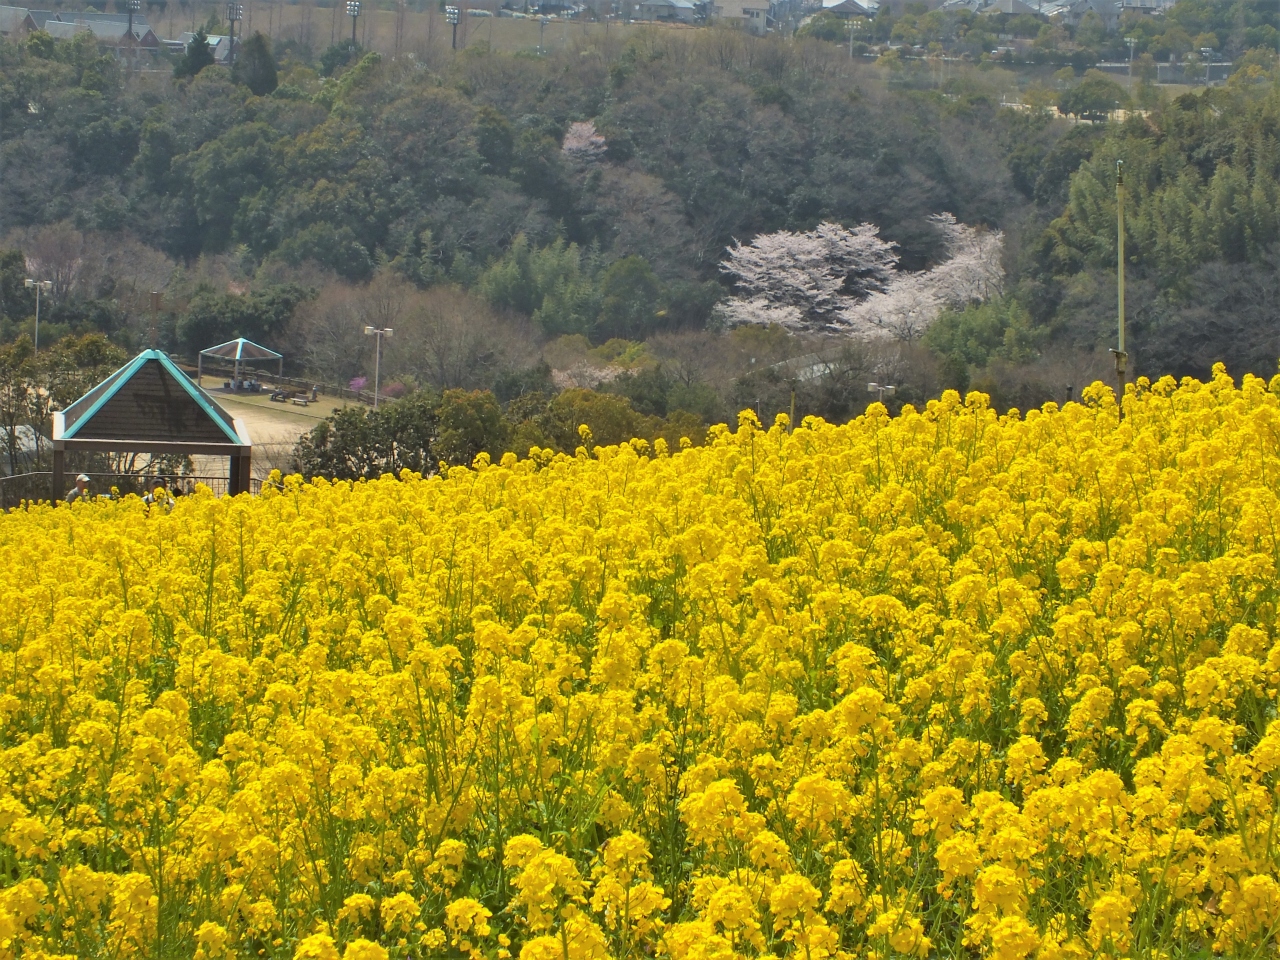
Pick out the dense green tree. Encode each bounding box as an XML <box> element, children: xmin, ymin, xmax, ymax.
<box><xmin>293</xmin><ymin>390</ymin><xmax>439</xmax><ymax>480</ymax></box>
<box><xmin>176</xmin><ymin>285</ymin><xmax>308</xmax><ymax>356</ymax></box>
<box><xmin>0</xmin><ymin>250</ymin><xmax>31</xmax><ymax>323</ymax></box>
<box><xmin>597</xmin><ymin>257</ymin><xmax>663</xmax><ymax>341</ymax></box>
<box><xmin>436</xmin><ymin>389</ymin><xmax>508</xmax><ymax>466</ymax></box>
<box><xmin>1057</xmin><ymin>71</ymin><xmax>1128</xmax><ymax>118</ymax></box>
<box><xmin>233</xmin><ymin>32</ymin><xmax>278</xmax><ymax>97</ymax></box>
<box><xmin>924</xmin><ymin>296</ymin><xmax>1040</xmax><ymax>368</ymax></box>
<box><xmin>173</xmin><ymin>28</ymin><xmax>215</xmax><ymax>80</ymax></box>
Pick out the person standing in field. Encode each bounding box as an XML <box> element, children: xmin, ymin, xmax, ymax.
<box><xmin>65</xmin><ymin>474</ymin><xmax>91</xmax><ymax>504</ymax></box>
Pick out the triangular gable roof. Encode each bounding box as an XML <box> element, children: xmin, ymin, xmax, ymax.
<box><xmin>0</xmin><ymin>5</ymin><xmax>32</xmax><ymax>32</ymax></box>
<box><xmin>59</xmin><ymin>350</ymin><xmax>244</xmax><ymax>445</ymax></box>
<box><xmin>199</xmin><ymin>338</ymin><xmax>283</xmax><ymax>363</ymax></box>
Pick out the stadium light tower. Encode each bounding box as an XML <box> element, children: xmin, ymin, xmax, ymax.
<box><xmin>347</xmin><ymin>0</ymin><xmax>361</xmax><ymax>52</ymax></box>
<box><xmin>226</xmin><ymin>3</ymin><xmax>242</xmax><ymax>65</ymax></box>
<box><xmin>445</xmin><ymin>5</ymin><xmax>460</xmax><ymax>49</ymax></box>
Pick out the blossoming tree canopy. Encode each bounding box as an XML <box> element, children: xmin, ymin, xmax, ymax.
<box><xmin>719</xmin><ymin>215</ymin><xmax>1004</xmax><ymax>339</ymax></box>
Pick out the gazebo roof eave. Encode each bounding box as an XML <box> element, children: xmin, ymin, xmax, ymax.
<box><xmin>57</xmin><ymin>350</ymin><xmax>244</xmax><ymax>445</ymax></box>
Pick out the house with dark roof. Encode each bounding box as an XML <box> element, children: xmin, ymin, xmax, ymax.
<box><xmin>821</xmin><ymin>0</ymin><xmax>878</xmax><ymax>16</ymax></box>
<box><xmin>25</xmin><ymin>7</ymin><xmax>56</xmax><ymax>28</ymax></box>
<box><xmin>0</xmin><ymin>5</ymin><xmax>37</xmax><ymax>36</ymax></box>
<box><xmin>636</xmin><ymin>0</ymin><xmax>697</xmax><ymax>21</ymax></box>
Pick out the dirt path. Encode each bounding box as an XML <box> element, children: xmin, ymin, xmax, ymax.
<box><xmin>197</xmin><ymin>378</ymin><xmax>360</xmax><ymax>478</ymax></box>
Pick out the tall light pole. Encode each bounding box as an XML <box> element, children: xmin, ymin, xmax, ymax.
<box><xmin>867</xmin><ymin>382</ymin><xmax>896</xmax><ymax>404</ymax></box>
<box><xmin>24</xmin><ymin>279</ymin><xmax>52</xmax><ymax>354</ymax></box>
<box><xmin>539</xmin><ymin>15</ymin><xmax>548</xmax><ymax>53</ymax></box>
<box><xmin>364</xmin><ymin>325</ymin><xmax>392</xmax><ymax>409</ymax></box>
<box><xmin>127</xmin><ymin>0</ymin><xmax>141</xmax><ymax>61</ymax></box>
<box><xmin>1112</xmin><ymin>160</ymin><xmax>1127</xmax><ymax>402</ymax></box>
<box><xmin>347</xmin><ymin>0</ymin><xmax>361</xmax><ymax>53</ymax></box>
<box><xmin>226</xmin><ymin>2</ymin><xmax>242</xmax><ymax>64</ymax></box>
<box><xmin>445</xmin><ymin>5</ymin><xmax>459</xmax><ymax>49</ymax></box>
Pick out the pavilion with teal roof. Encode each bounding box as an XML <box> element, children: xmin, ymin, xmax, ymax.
<box><xmin>51</xmin><ymin>349</ymin><xmax>253</xmax><ymax>499</ymax></box>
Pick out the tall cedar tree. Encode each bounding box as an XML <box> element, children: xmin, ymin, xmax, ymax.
<box><xmin>174</xmin><ymin>28</ymin><xmax>215</xmax><ymax>79</ymax></box>
<box><xmin>233</xmin><ymin>32</ymin><xmax>277</xmax><ymax>96</ymax></box>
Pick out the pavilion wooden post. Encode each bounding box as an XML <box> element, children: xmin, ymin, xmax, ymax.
<box><xmin>51</xmin><ymin>445</ymin><xmax>65</xmax><ymax>502</ymax></box>
<box><xmin>230</xmin><ymin>451</ymin><xmax>252</xmax><ymax>495</ymax></box>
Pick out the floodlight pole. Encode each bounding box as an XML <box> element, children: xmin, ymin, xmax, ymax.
<box><xmin>867</xmin><ymin>382</ymin><xmax>896</xmax><ymax>404</ymax></box>
<box><xmin>446</xmin><ymin>5</ymin><xmax>459</xmax><ymax>48</ymax></box>
<box><xmin>24</xmin><ymin>279</ymin><xmax>52</xmax><ymax>354</ymax></box>
<box><xmin>347</xmin><ymin>0</ymin><xmax>361</xmax><ymax>52</ymax></box>
<box><xmin>364</xmin><ymin>325</ymin><xmax>393</xmax><ymax>409</ymax></box>
<box><xmin>1112</xmin><ymin>160</ymin><xmax>1127</xmax><ymax>404</ymax></box>
<box><xmin>226</xmin><ymin>3</ymin><xmax>242</xmax><ymax>64</ymax></box>
<box><xmin>127</xmin><ymin>0</ymin><xmax>141</xmax><ymax>63</ymax></box>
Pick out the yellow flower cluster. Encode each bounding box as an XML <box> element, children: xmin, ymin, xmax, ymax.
<box><xmin>3</xmin><ymin>367</ymin><xmax>1280</xmax><ymax>960</ymax></box>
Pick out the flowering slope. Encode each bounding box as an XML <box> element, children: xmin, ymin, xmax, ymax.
<box><xmin>4</xmin><ymin>370</ymin><xmax>1280</xmax><ymax>960</ymax></box>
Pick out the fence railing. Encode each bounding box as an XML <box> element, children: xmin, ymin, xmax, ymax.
<box><xmin>182</xmin><ymin>360</ymin><xmax>378</xmax><ymax>406</ymax></box>
<box><xmin>0</xmin><ymin>472</ymin><xmax>264</xmax><ymax>510</ymax></box>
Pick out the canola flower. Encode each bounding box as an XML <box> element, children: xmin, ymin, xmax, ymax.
<box><xmin>3</xmin><ymin>367</ymin><xmax>1280</xmax><ymax>960</ymax></box>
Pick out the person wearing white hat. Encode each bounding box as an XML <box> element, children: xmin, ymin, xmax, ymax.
<box><xmin>66</xmin><ymin>474</ymin><xmax>91</xmax><ymax>504</ymax></box>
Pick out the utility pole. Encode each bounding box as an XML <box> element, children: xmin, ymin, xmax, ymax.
<box><xmin>1111</xmin><ymin>160</ymin><xmax>1127</xmax><ymax>403</ymax></box>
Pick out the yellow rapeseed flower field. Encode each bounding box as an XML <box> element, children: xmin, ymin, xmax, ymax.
<box><xmin>4</xmin><ymin>369</ymin><xmax>1280</xmax><ymax>960</ymax></box>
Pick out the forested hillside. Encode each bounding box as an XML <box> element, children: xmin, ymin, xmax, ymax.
<box><xmin>0</xmin><ymin>0</ymin><xmax>1278</xmax><ymax>466</ymax></box>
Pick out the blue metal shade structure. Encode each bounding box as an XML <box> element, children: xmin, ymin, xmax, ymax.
<box><xmin>51</xmin><ymin>350</ymin><xmax>253</xmax><ymax>498</ymax></box>
<box><xmin>197</xmin><ymin>337</ymin><xmax>284</xmax><ymax>387</ymax></box>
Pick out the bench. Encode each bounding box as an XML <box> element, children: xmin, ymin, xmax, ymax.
<box><xmin>291</xmin><ymin>396</ymin><xmax>310</xmax><ymax>407</ymax></box>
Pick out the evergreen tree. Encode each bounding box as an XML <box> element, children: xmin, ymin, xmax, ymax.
<box><xmin>233</xmin><ymin>32</ymin><xmax>278</xmax><ymax>96</ymax></box>
<box><xmin>173</xmin><ymin>28</ymin><xmax>215</xmax><ymax>79</ymax></box>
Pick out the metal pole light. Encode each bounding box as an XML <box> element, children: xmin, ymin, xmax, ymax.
<box><xmin>364</xmin><ymin>325</ymin><xmax>393</xmax><ymax>409</ymax></box>
<box><xmin>445</xmin><ymin>5</ymin><xmax>459</xmax><ymax>49</ymax></box>
<box><xmin>539</xmin><ymin>15</ymin><xmax>548</xmax><ymax>53</ymax></box>
<box><xmin>1112</xmin><ymin>160</ymin><xmax>1127</xmax><ymax>402</ymax></box>
<box><xmin>867</xmin><ymin>382</ymin><xmax>896</xmax><ymax>403</ymax></box>
<box><xmin>1125</xmin><ymin>35</ymin><xmax>1136</xmax><ymax>79</ymax></box>
<box><xmin>24</xmin><ymin>279</ymin><xmax>52</xmax><ymax>354</ymax></box>
<box><xmin>347</xmin><ymin>0</ymin><xmax>361</xmax><ymax>51</ymax></box>
<box><xmin>128</xmin><ymin>0</ymin><xmax>141</xmax><ymax>46</ymax></box>
<box><xmin>226</xmin><ymin>3</ymin><xmax>242</xmax><ymax>64</ymax></box>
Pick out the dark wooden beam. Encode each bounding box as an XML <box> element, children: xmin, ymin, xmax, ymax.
<box><xmin>56</xmin><ymin>439</ymin><xmax>250</xmax><ymax>456</ymax></box>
